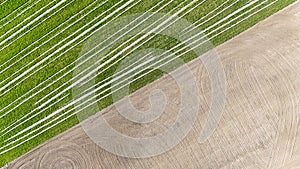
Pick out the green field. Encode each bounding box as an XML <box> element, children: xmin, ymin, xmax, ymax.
<box><xmin>0</xmin><ymin>0</ymin><xmax>296</xmax><ymax>167</ymax></box>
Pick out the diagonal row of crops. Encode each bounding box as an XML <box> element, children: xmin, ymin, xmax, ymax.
<box><xmin>0</xmin><ymin>0</ymin><xmax>296</xmax><ymax>166</ymax></box>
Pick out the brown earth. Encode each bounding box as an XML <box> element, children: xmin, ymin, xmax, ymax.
<box><xmin>5</xmin><ymin>1</ymin><xmax>300</xmax><ymax>168</ymax></box>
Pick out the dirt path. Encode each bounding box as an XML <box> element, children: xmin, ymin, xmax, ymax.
<box><xmin>6</xmin><ymin>1</ymin><xmax>300</xmax><ymax>168</ymax></box>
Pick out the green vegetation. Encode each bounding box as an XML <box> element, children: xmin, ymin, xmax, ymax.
<box><xmin>0</xmin><ymin>0</ymin><xmax>296</xmax><ymax>166</ymax></box>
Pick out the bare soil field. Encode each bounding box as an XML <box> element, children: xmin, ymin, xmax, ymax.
<box><xmin>5</xmin><ymin>1</ymin><xmax>300</xmax><ymax>168</ymax></box>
